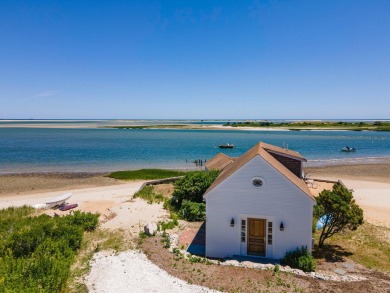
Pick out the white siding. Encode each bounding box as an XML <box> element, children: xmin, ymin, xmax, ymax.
<box><xmin>205</xmin><ymin>155</ymin><xmax>314</xmax><ymax>259</ymax></box>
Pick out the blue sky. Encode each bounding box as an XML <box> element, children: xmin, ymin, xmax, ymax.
<box><xmin>1</xmin><ymin>0</ymin><xmax>389</xmax><ymax>119</ymax></box>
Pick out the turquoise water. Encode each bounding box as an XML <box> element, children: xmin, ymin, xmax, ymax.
<box><xmin>0</xmin><ymin>127</ymin><xmax>390</xmax><ymax>173</ymax></box>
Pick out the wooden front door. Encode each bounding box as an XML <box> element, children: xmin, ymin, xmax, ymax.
<box><xmin>247</xmin><ymin>218</ymin><xmax>266</xmax><ymax>256</ymax></box>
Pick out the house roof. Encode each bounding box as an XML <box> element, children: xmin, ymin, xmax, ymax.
<box><xmin>260</xmin><ymin>142</ymin><xmax>307</xmax><ymax>162</ymax></box>
<box><xmin>205</xmin><ymin>153</ymin><xmax>236</xmax><ymax>171</ymax></box>
<box><xmin>204</xmin><ymin>142</ymin><xmax>314</xmax><ymax>201</ymax></box>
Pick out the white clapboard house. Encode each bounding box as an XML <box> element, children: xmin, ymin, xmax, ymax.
<box><xmin>204</xmin><ymin>142</ymin><xmax>315</xmax><ymax>259</ymax></box>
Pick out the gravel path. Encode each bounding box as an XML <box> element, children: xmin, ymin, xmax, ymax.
<box><xmin>86</xmin><ymin>250</ymin><xmax>217</xmax><ymax>293</ymax></box>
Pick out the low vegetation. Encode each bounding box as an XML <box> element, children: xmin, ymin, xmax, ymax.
<box><xmin>224</xmin><ymin>120</ymin><xmax>390</xmax><ymax>131</ymax></box>
<box><xmin>281</xmin><ymin>247</ymin><xmax>316</xmax><ymax>272</ymax></box>
<box><xmin>133</xmin><ymin>185</ymin><xmax>165</xmax><ymax>204</ymax></box>
<box><xmin>0</xmin><ymin>206</ymin><xmax>99</xmax><ymax>293</ymax></box>
<box><xmin>108</xmin><ymin>169</ymin><xmax>185</xmax><ymax>180</ymax></box>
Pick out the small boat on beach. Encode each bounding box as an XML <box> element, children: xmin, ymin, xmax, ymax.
<box><xmin>341</xmin><ymin>146</ymin><xmax>356</xmax><ymax>152</ymax></box>
<box><xmin>59</xmin><ymin>203</ymin><xmax>78</xmax><ymax>211</ymax></box>
<box><xmin>32</xmin><ymin>192</ymin><xmax>72</xmax><ymax>209</ymax></box>
<box><xmin>219</xmin><ymin>143</ymin><xmax>235</xmax><ymax>149</ymax></box>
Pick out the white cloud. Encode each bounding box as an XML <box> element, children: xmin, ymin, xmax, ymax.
<box><xmin>32</xmin><ymin>90</ymin><xmax>59</xmax><ymax>99</ymax></box>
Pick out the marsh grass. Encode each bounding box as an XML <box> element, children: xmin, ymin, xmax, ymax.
<box><xmin>108</xmin><ymin>169</ymin><xmax>185</xmax><ymax>180</ymax></box>
<box><xmin>313</xmin><ymin>223</ymin><xmax>390</xmax><ymax>273</ymax></box>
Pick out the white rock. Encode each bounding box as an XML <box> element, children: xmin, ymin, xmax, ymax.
<box><xmin>221</xmin><ymin>260</ymin><xmax>240</xmax><ymax>266</ymax></box>
<box><xmin>144</xmin><ymin>222</ymin><xmax>158</xmax><ymax>236</ymax></box>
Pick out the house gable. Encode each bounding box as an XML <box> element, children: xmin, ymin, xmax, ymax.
<box><xmin>205</xmin><ymin>154</ymin><xmax>315</xmax><ymax>205</ymax></box>
<box><xmin>204</xmin><ymin>142</ymin><xmax>314</xmax><ymax>202</ymax></box>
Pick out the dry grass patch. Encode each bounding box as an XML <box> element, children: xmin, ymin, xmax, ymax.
<box><xmin>314</xmin><ymin>223</ymin><xmax>390</xmax><ymax>274</ymax></box>
<box><xmin>153</xmin><ymin>183</ymin><xmax>175</xmax><ymax>198</ymax></box>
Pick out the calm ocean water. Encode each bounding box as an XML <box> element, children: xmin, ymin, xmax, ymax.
<box><xmin>1</xmin><ymin>125</ymin><xmax>390</xmax><ymax>173</ymax></box>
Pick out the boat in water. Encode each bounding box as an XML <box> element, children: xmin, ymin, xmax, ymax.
<box><xmin>341</xmin><ymin>146</ymin><xmax>356</xmax><ymax>152</ymax></box>
<box><xmin>219</xmin><ymin>143</ymin><xmax>235</xmax><ymax>149</ymax></box>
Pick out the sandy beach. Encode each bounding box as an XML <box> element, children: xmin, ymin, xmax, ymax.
<box><xmin>306</xmin><ymin>164</ymin><xmax>390</xmax><ymax>227</ymax></box>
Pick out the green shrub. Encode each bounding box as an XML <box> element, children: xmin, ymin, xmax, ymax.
<box><xmin>280</xmin><ymin>246</ymin><xmax>316</xmax><ymax>272</ymax></box>
<box><xmin>172</xmin><ymin>170</ymin><xmax>219</xmax><ymax>207</ymax></box>
<box><xmin>0</xmin><ymin>207</ymin><xmax>99</xmax><ymax>292</ymax></box>
<box><xmin>179</xmin><ymin>200</ymin><xmax>206</xmax><ymax>222</ymax></box>
<box><xmin>162</xmin><ymin>232</ymin><xmax>171</xmax><ymax>248</ymax></box>
<box><xmin>159</xmin><ymin>218</ymin><xmax>178</xmax><ymax>231</ymax></box>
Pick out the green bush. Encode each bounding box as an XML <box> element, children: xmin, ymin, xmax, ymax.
<box><xmin>172</xmin><ymin>170</ymin><xmax>219</xmax><ymax>207</ymax></box>
<box><xmin>280</xmin><ymin>246</ymin><xmax>316</xmax><ymax>272</ymax></box>
<box><xmin>0</xmin><ymin>207</ymin><xmax>99</xmax><ymax>292</ymax></box>
<box><xmin>179</xmin><ymin>200</ymin><xmax>206</xmax><ymax>222</ymax></box>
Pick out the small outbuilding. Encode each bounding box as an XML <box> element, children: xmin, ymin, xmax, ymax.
<box><xmin>204</xmin><ymin>142</ymin><xmax>315</xmax><ymax>259</ymax></box>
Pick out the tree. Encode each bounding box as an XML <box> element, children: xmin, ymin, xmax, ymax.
<box><xmin>314</xmin><ymin>183</ymin><xmax>363</xmax><ymax>248</ymax></box>
<box><xmin>171</xmin><ymin>170</ymin><xmax>220</xmax><ymax>207</ymax></box>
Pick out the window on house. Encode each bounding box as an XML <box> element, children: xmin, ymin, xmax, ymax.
<box><xmin>241</xmin><ymin>219</ymin><xmax>246</xmax><ymax>242</ymax></box>
<box><xmin>267</xmin><ymin>222</ymin><xmax>273</xmax><ymax>245</ymax></box>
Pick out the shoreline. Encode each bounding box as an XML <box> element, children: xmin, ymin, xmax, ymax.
<box><xmin>1</xmin><ymin>156</ymin><xmax>390</xmax><ymax>175</ymax></box>
<box><xmin>0</xmin><ymin>162</ymin><xmax>389</xmax><ymax>195</ymax></box>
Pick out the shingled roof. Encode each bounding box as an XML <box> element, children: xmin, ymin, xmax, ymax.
<box><xmin>204</xmin><ymin>142</ymin><xmax>314</xmax><ymax>201</ymax></box>
<box><xmin>205</xmin><ymin>153</ymin><xmax>236</xmax><ymax>171</ymax></box>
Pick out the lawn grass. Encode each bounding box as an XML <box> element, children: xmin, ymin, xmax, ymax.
<box><xmin>313</xmin><ymin>223</ymin><xmax>390</xmax><ymax>274</ymax></box>
<box><xmin>108</xmin><ymin>169</ymin><xmax>186</xmax><ymax>180</ymax></box>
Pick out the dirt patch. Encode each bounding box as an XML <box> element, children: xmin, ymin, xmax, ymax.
<box><xmin>153</xmin><ymin>183</ymin><xmax>175</xmax><ymax>198</ymax></box>
<box><xmin>0</xmin><ymin>173</ymin><xmax>120</xmax><ymax>197</ymax></box>
<box><xmin>140</xmin><ymin>236</ymin><xmax>390</xmax><ymax>292</ymax></box>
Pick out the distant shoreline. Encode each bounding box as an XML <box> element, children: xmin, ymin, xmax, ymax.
<box><xmin>1</xmin><ymin>119</ymin><xmax>390</xmax><ymax>131</ymax></box>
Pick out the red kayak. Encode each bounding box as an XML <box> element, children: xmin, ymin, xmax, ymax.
<box><xmin>59</xmin><ymin>203</ymin><xmax>78</xmax><ymax>211</ymax></box>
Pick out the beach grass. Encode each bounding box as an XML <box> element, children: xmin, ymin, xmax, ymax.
<box><xmin>133</xmin><ymin>185</ymin><xmax>165</xmax><ymax>204</ymax></box>
<box><xmin>108</xmin><ymin>169</ymin><xmax>186</xmax><ymax>180</ymax></box>
<box><xmin>0</xmin><ymin>206</ymin><xmax>99</xmax><ymax>292</ymax></box>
